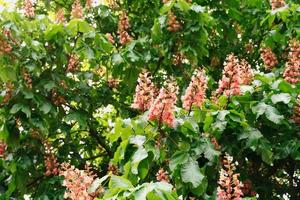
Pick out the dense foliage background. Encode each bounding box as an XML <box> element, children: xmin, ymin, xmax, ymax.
<box><xmin>0</xmin><ymin>0</ymin><xmax>299</xmax><ymax>199</ymax></box>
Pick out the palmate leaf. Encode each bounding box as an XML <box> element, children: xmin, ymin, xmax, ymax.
<box><xmin>252</xmin><ymin>102</ymin><xmax>284</xmax><ymax>124</ymax></box>
<box><xmin>131</xmin><ymin>147</ymin><xmax>148</xmax><ymax>175</ymax></box>
<box><xmin>109</xmin><ymin>175</ymin><xmax>134</xmax><ymax>190</ymax></box>
<box><xmin>238</xmin><ymin>127</ymin><xmax>263</xmax><ymax>150</ymax></box>
<box><xmin>271</xmin><ymin>93</ymin><xmax>291</xmax><ymax>104</ymax></box>
<box><xmin>169</xmin><ymin>151</ymin><xmax>189</xmax><ymax>171</ymax></box>
<box><xmin>181</xmin><ymin>157</ymin><xmax>204</xmax><ymax>188</ymax></box>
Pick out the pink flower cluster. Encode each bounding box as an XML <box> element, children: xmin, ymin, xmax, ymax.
<box><xmin>156</xmin><ymin>168</ymin><xmax>170</xmax><ymax>183</ymax></box>
<box><xmin>85</xmin><ymin>0</ymin><xmax>93</xmax><ymax>10</ymax></box>
<box><xmin>148</xmin><ymin>79</ymin><xmax>178</xmax><ymax>127</ymax></box>
<box><xmin>60</xmin><ymin>163</ymin><xmax>96</xmax><ymax>200</ymax></box>
<box><xmin>283</xmin><ymin>40</ymin><xmax>300</xmax><ymax>84</ymax></box>
<box><xmin>71</xmin><ymin>0</ymin><xmax>84</xmax><ymax>19</ymax></box>
<box><xmin>23</xmin><ymin>0</ymin><xmax>35</xmax><ymax>18</ymax></box>
<box><xmin>106</xmin><ymin>33</ymin><xmax>115</xmax><ymax>44</ymax></box>
<box><xmin>131</xmin><ymin>70</ymin><xmax>156</xmax><ymax>112</ymax></box>
<box><xmin>118</xmin><ymin>11</ymin><xmax>132</xmax><ymax>45</ymax></box>
<box><xmin>271</xmin><ymin>0</ymin><xmax>285</xmax><ymax>10</ymax></box>
<box><xmin>260</xmin><ymin>47</ymin><xmax>278</xmax><ymax>70</ymax></box>
<box><xmin>217</xmin><ymin>153</ymin><xmax>243</xmax><ymax>200</ymax></box>
<box><xmin>181</xmin><ymin>69</ymin><xmax>207</xmax><ymax>111</ymax></box>
<box><xmin>239</xmin><ymin>59</ymin><xmax>254</xmax><ymax>85</ymax></box>
<box><xmin>56</xmin><ymin>9</ymin><xmax>65</xmax><ymax>24</ymax></box>
<box><xmin>44</xmin><ymin>142</ymin><xmax>60</xmax><ymax>176</ymax></box>
<box><xmin>0</xmin><ymin>140</ymin><xmax>7</xmax><ymax>158</ymax></box>
<box><xmin>216</xmin><ymin>54</ymin><xmax>242</xmax><ymax>96</ymax></box>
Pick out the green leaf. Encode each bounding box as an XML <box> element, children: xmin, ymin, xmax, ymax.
<box><xmin>40</xmin><ymin>102</ymin><xmax>52</xmax><ymax>114</ymax></box>
<box><xmin>181</xmin><ymin>157</ymin><xmax>204</xmax><ymax>188</ymax></box>
<box><xmin>238</xmin><ymin>127</ymin><xmax>263</xmax><ymax>150</ymax></box>
<box><xmin>0</xmin><ymin>123</ymin><xmax>9</xmax><ymax>140</ymax></box>
<box><xmin>21</xmin><ymin>106</ymin><xmax>31</xmax><ymax>118</ymax></box>
<box><xmin>264</xmin><ymin>105</ymin><xmax>284</xmax><ymax>124</ymax></box>
<box><xmin>22</xmin><ymin>90</ymin><xmax>34</xmax><ymax>99</ymax></box>
<box><xmin>113</xmin><ymin>140</ymin><xmax>128</xmax><ymax>164</ymax></box>
<box><xmin>191</xmin><ymin>176</ymin><xmax>207</xmax><ymax>196</ymax></box>
<box><xmin>252</xmin><ymin>102</ymin><xmax>267</xmax><ymax>118</ymax></box>
<box><xmin>109</xmin><ymin>175</ymin><xmax>133</xmax><ymax>190</ymax></box>
<box><xmin>112</xmin><ymin>53</ymin><xmax>124</xmax><ymax>65</ymax></box>
<box><xmin>160</xmin><ymin>0</ymin><xmax>175</xmax><ymax>14</ymax></box>
<box><xmin>252</xmin><ymin>102</ymin><xmax>284</xmax><ymax>124</ymax></box>
<box><xmin>271</xmin><ymin>93</ymin><xmax>291</xmax><ymax>104</ymax></box>
<box><xmin>278</xmin><ymin>81</ymin><xmax>295</xmax><ymax>93</ymax></box>
<box><xmin>217</xmin><ymin>110</ymin><xmax>229</xmax><ymax>121</ymax></box>
<box><xmin>10</xmin><ymin>104</ymin><xmax>23</xmax><ymax>114</ymax></box>
<box><xmin>176</xmin><ymin>0</ymin><xmax>191</xmax><ymax>12</ymax></box>
<box><xmin>129</xmin><ymin>135</ymin><xmax>146</xmax><ymax>147</ymax></box>
<box><xmin>169</xmin><ymin>151</ymin><xmax>189</xmax><ymax>171</ymax></box>
<box><xmin>0</xmin><ymin>67</ymin><xmax>17</xmax><ymax>82</ymax></box>
<box><xmin>65</xmin><ymin>112</ymin><xmax>88</xmax><ymax>128</ymax></box>
<box><xmin>131</xmin><ymin>147</ymin><xmax>148</xmax><ymax>174</ymax></box>
<box><xmin>43</xmin><ymin>81</ymin><xmax>56</xmax><ymax>91</ymax></box>
<box><xmin>151</xmin><ymin>19</ymin><xmax>163</xmax><ymax>43</ymax></box>
<box><xmin>203</xmin><ymin>114</ymin><xmax>213</xmax><ymax>132</ymax></box>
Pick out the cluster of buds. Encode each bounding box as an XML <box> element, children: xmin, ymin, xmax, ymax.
<box><xmin>29</xmin><ymin>128</ymin><xmax>42</xmax><ymax>140</ymax></box>
<box><xmin>167</xmin><ymin>12</ymin><xmax>181</xmax><ymax>32</ymax></box>
<box><xmin>216</xmin><ymin>54</ymin><xmax>242</xmax><ymax>97</ymax></box>
<box><xmin>56</xmin><ymin>8</ymin><xmax>65</xmax><ymax>24</ymax></box>
<box><xmin>23</xmin><ymin>0</ymin><xmax>35</xmax><ymax>18</ymax></box>
<box><xmin>156</xmin><ymin>168</ymin><xmax>170</xmax><ymax>183</ymax></box>
<box><xmin>0</xmin><ymin>140</ymin><xmax>7</xmax><ymax>158</ymax></box>
<box><xmin>181</xmin><ymin>69</ymin><xmax>207</xmax><ymax>111</ymax></box>
<box><xmin>51</xmin><ymin>90</ymin><xmax>66</xmax><ymax>106</ymax></box>
<box><xmin>260</xmin><ymin>47</ymin><xmax>278</xmax><ymax>70</ymax></box>
<box><xmin>22</xmin><ymin>68</ymin><xmax>32</xmax><ymax>89</ymax></box>
<box><xmin>148</xmin><ymin>79</ymin><xmax>178</xmax><ymax>128</ymax></box>
<box><xmin>85</xmin><ymin>0</ymin><xmax>93</xmax><ymax>10</ymax></box>
<box><xmin>172</xmin><ymin>52</ymin><xmax>185</xmax><ymax>66</ymax></box>
<box><xmin>15</xmin><ymin>117</ymin><xmax>22</xmax><ymax>128</ymax></box>
<box><xmin>106</xmin><ymin>0</ymin><xmax>118</xmax><ymax>9</ymax></box>
<box><xmin>211</xmin><ymin>136</ymin><xmax>221</xmax><ymax>151</ymax></box>
<box><xmin>211</xmin><ymin>56</ymin><xmax>221</xmax><ymax>67</ymax></box>
<box><xmin>1</xmin><ymin>83</ymin><xmax>14</xmax><ymax>106</ymax></box>
<box><xmin>283</xmin><ymin>40</ymin><xmax>300</xmax><ymax>84</ymax></box>
<box><xmin>241</xmin><ymin>179</ymin><xmax>257</xmax><ymax>197</ymax></box>
<box><xmin>106</xmin><ymin>33</ymin><xmax>115</xmax><ymax>44</ymax></box>
<box><xmin>107</xmin><ymin>78</ymin><xmax>120</xmax><ymax>88</ymax></box>
<box><xmin>67</xmin><ymin>54</ymin><xmax>79</xmax><ymax>72</ymax></box>
<box><xmin>292</xmin><ymin>95</ymin><xmax>300</xmax><ymax>125</ymax></box>
<box><xmin>117</xmin><ymin>11</ymin><xmax>132</xmax><ymax>45</ymax></box>
<box><xmin>155</xmin><ymin>136</ymin><xmax>164</xmax><ymax>148</ymax></box>
<box><xmin>59</xmin><ymin>80</ymin><xmax>68</xmax><ymax>90</ymax></box>
<box><xmin>0</xmin><ymin>36</ymin><xmax>12</xmax><ymax>55</ymax></box>
<box><xmin>245</xmin><ymin>42</ymin><xmax>254</xmax><ymax>54</ymax></box>
<box><xmin>131</xmin><ymin>69</ymin><xmax>156</xmax><ymax>112</ymax></box>
<box><xmin>44</xmin><ymin>141</ymin><xmax>59</xmax><ymax>176</ymax></box>
<box><xmin>217</xmin><ymin>153</ymin><xmax>243</xmax><ymax>200</ymax></box>
<box><xmin>270</xmin><ymin>0</ymin><xmax>285</xmax><ymax>10</ymax></box>
<box><xmin>239</xmin><ymin>59</ymin><xmax>253</xmax><ymax>85</ymax></box>
<box><xmin>107</xmin><ymin>163</ymin><xmax>119</xmax><ymax>175</ymax></box>
<box><xmin>2</xmin><ymin>29</ymin><xmax>18</xmax><ymax>45</ymax></box>
<box><xmin>60</xmin><ymin>162</ymin><xmax>96</xmax><ymax>200</ymax></box>
<box><xmin>71</xmin><ymin>0</ymin><xmax>83</xmax><ymax>19</ymax></box>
